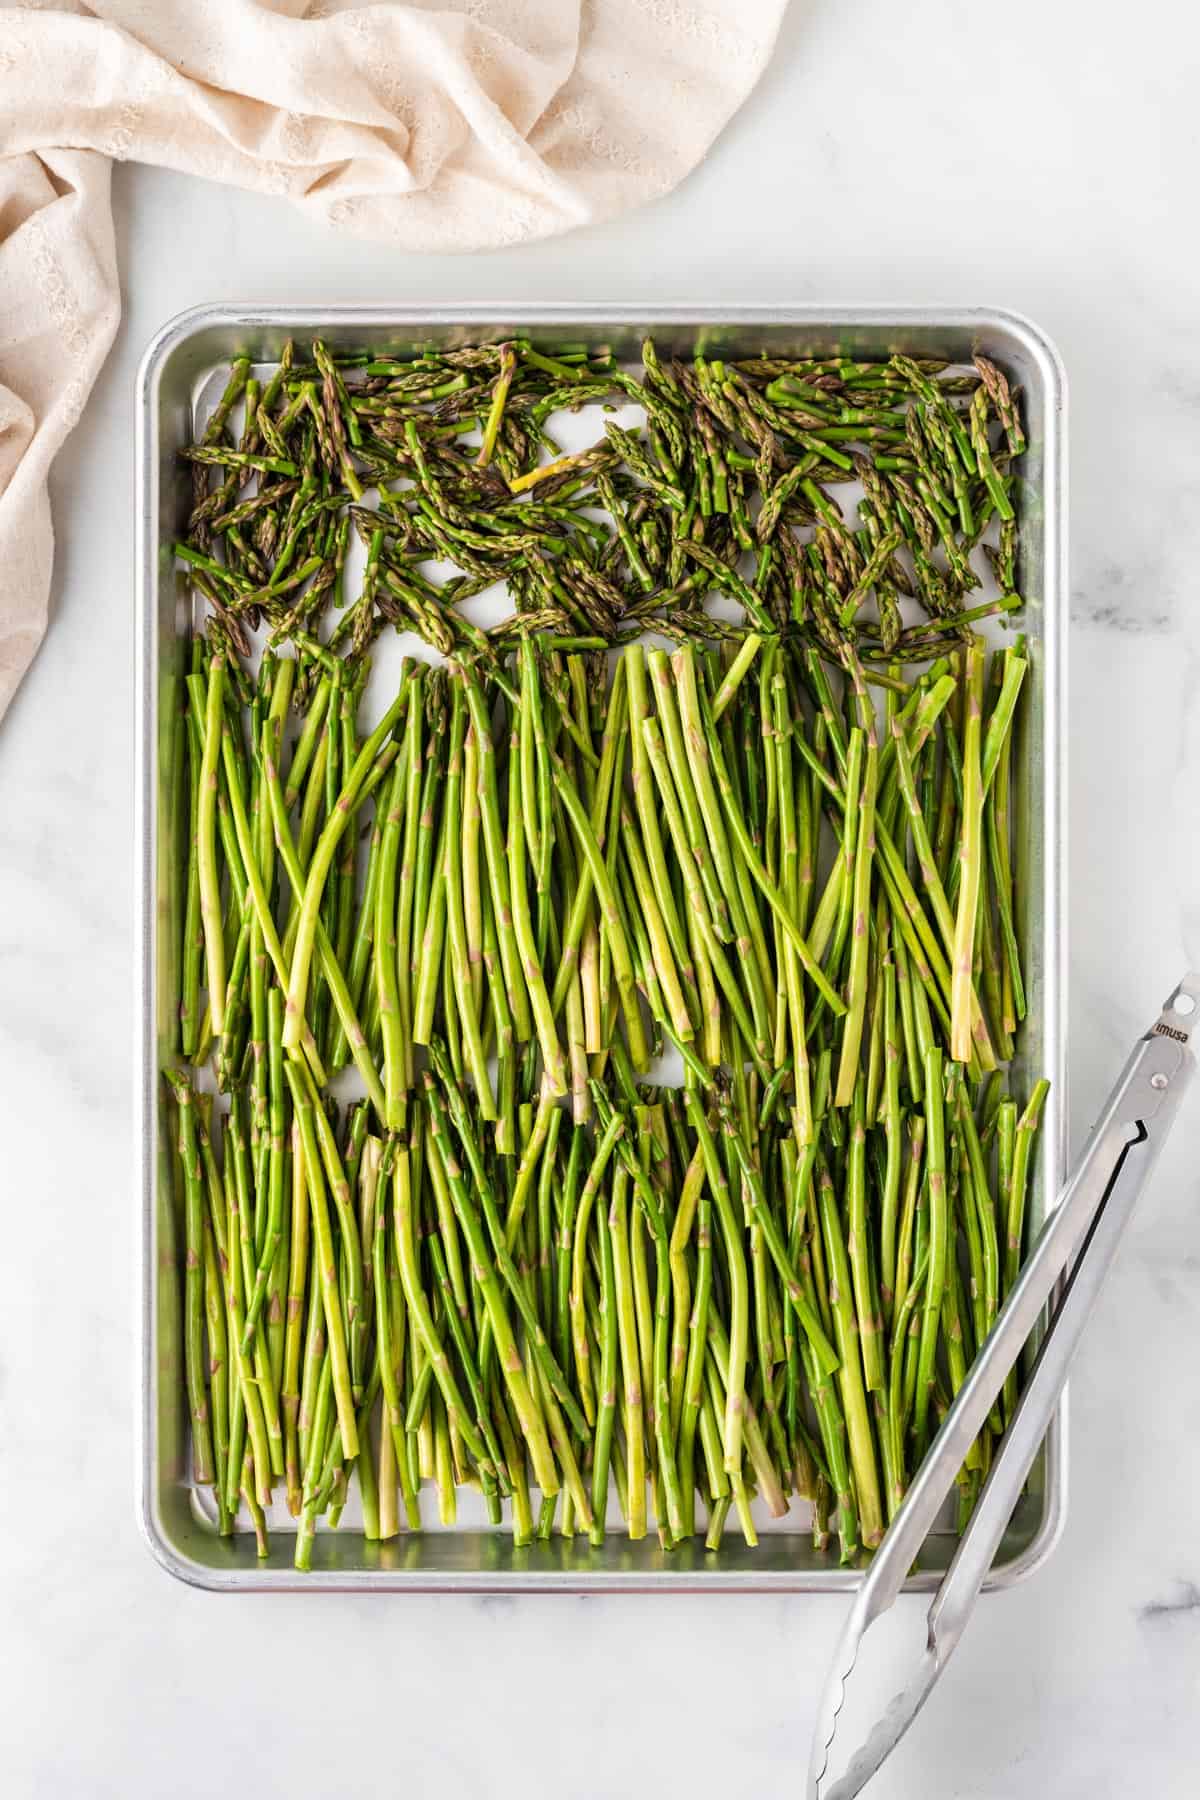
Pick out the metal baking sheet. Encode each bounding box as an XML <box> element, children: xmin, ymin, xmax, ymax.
<box><xmin>136</xmin><ymin>306</ymin><xmax>1066</xmax><ymax>1591</ymax></box>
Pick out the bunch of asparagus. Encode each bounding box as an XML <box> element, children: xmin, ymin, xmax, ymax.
<box><xmin>165</xmin><ymin>338</ymin><xmax>1047</xmax><ymax>1568</ymax></box>
<box><xmin>176</xmin><ymin>338</ymin><xmax>1024</xmax><ymax>668</ymax></box>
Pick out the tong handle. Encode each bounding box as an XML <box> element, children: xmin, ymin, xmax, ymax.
<box><xmin>931</xmin><ymin>987</ymin><xmax>1197</xmax><ymax>1653</ymax></box>
<box><xmin>861</xmin><ymin>1001</ymin><xmax>1195</xmax><ymax>1633</ymax></box>
<box><xmin>931</xmin><ymin>1109</ymin><xmax>1171</xmax><ymax>1653</ymax></box>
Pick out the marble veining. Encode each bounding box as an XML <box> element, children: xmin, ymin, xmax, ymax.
<box><xmin>3</xmin><ymin>1</ymin><xmax>1199</xmax><ymax>1793</ymax></box>
<box><xmin>1140</xmin><ymin>1582</ymin><xmax>1200</xmax><ymax>1625</ymax></box>
<box><xmin>1070</xmin><ymin>564</ymin><xmax>1173</xmax><ymax>635</ymax></box>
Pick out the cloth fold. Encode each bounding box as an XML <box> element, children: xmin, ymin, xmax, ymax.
<box><xmin>0</xmin><ymin>0</ymin><xmax>787</xmax><ymax>720</ymax></box>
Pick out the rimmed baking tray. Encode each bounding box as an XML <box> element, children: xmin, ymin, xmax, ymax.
<box><xmin>136</xmin><ymin>305</ymin><xmax>1066</xmax><ymax>1591</ymax></box>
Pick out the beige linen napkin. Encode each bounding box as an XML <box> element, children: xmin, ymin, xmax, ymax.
<box><xmin>0</xmin><ymin>0</ymin><xmax>787</xmax><ymax>721</ymax></box>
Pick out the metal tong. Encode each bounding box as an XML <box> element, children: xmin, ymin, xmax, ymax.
<box><xmin>809</xmin><ymin>973</ymin><xmax>1199</xmax><ymax>1800</ymax></box>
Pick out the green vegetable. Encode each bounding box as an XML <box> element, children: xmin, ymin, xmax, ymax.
<box><xmin>166</xmin><ymin>337</ymin><xmax>1047</xmax><ymax>1567</ymax></box>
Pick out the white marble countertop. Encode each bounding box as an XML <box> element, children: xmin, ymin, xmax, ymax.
<box><xmin>4</xmin><ymin>2</ymin><xmax>1199</xmax><ymax>1793</ymax></box>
